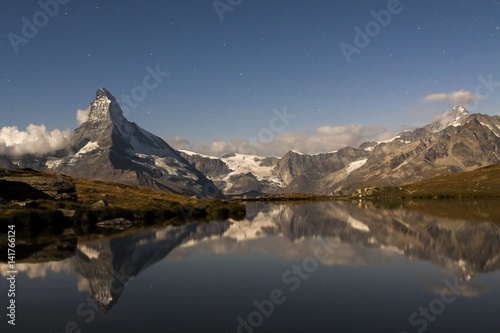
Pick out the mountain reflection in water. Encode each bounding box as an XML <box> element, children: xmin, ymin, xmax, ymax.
<box><xmin>1</xmin><ymin>201</ymin><xmax>499</xmax><ymax>332</ymax></box>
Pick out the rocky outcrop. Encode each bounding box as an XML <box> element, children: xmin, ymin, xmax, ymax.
<box><xmin>180</xmin><ymin>152</ymin><xmax>232</xmax><ymax>178</ymax></box>
<box><xmin>0</xmin><ymin>156</ymin><xmax>16</xmax><ymax>169</ymax></box>
<box><xmin>277</xmin><ymin>147</ymin><xmax>371</xmax><ymax>193</ymax></box>
<box><xmin>0</xmin><ymin>168</ymin><xmax>77</xmax><ymax>201</ymax></box>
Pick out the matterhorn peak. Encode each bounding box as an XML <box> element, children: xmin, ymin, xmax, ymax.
<box><xmin>55</xmin><ymin>87</ymin><xmax>219</xmax><ymax>197</ymax></box>
<box><xmin>87</xmin><ymin>87</ymin><xmax>124</xmax><ymax>123</ymax></box>
<box><xmin>96</xmin><ymin>87</ymin><xmax>112</xmax><ymax>99</ymax></box>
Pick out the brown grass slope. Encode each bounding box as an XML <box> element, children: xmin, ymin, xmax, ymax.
<box><xmin>0</xmin><ymin>168</ymin><xmax>245</xmax><ymax>225</ymax></box>
<box><xmin>404</xmin><ymin>163</ymin><xmax>500</xmax><ymax>198</ymax></box>
<box><xmin>364</xmin><ymin>163</ymin><xmax>500</xmax><ymax>199</ymax></box>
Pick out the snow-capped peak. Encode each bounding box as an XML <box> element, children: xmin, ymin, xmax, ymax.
<box><xmin>453</xmin><ymin>106</ymin><xmax>468</xmax><ymax>115</ymax></box>
<box><xmin>428</xmin><ymin>106</ymin><xmax>470</xmax><ymax>132</ymax></box>
<box><xmin>87</xmin><ymin>87</ymin><xmax>125</xmax><ymax>123</ymax></box>
<box><xmin>444</xmin><ymin>106</ymin><xmax>470</xmax><ymax>127</ymax></box>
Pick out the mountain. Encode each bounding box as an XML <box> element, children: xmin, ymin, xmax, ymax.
<box><xmin>180</xmin><ymin>151</ymin><xmax>284</xmax><ymax>195</ymax></box>
<box><xmin>180</xmin><ymin>148</ymin><xmax>373</xmax><ymax>195</ymax></box>
<box><xmin>336</xmin><ymin>107</ymin><xmax>500</xmax><ymax>193</ymax></box>
<box><xmin>45</xmin><ymin>88</ymin><xmax>218</xmax><ymax>197</ymax></box>
<box><xmin>181</xmin><ymin>107</ymin><xmax>500</xmax><ymax>195</ymax></box>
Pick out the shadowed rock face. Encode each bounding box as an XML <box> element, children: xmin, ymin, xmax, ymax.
<box><xmin>0</xmin><ymin>157</ymin><xmax>16</xmax><ymax>169</ymax></box>
<box><xmin>180</xmin><ymin>153</ymin><xmax>232</xmax><ymax>179</ymax></box>
<box><xmin>49</xmin><ymin>88</ymin><xmax>219</xmax><ymax>197</ymax></box>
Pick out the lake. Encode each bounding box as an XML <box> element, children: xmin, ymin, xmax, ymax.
<box><xmin>1</xmin><ymin>200</ymin><xmax>499</xmax><ymax>333</ymax></box>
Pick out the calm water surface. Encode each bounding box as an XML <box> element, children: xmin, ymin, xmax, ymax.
<box><xmin>1</xmin><ymin>201</ymin><xmax>499</xmax><ymax>333</ymax></box>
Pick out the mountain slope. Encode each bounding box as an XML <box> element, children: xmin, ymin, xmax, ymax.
<box><xmin>180</xmin><ymin>151</ymin><xmax>284</xmax><ymax>195</ymax></box>
<box><xmin>356</xmin><ymin>163</ymin><xmax>500</xmax><ymax>199</ymax></box>
<box><xmin>50</xmin><ymin>88</ymin><xmax>219</xmax><ymax>197</ymax></box>
<box><xmin>337</xmin><ymin>108</ymin><xmax>500</xmax><ymax>193</ymax></box>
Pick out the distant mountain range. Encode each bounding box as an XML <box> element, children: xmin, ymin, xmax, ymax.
<box><xmin>181</xmin><ymin>106</ymin><xmax>500</xmax><ymax>195</ymax></box>
<box><xmin>2</xmin><ymin>88</ymin><xmax>500</xmax><ymax>197</ymax></box>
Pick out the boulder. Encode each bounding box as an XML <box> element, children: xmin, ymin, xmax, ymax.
<box><xmin>90</xmin><ymin>200</ymin><xmax>109</xmax><ymax>209</ymax></box>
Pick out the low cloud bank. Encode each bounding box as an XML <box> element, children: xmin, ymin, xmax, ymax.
<box><xmin>0</xmin><ymin>124</ymin><xmax>72</xmax><ymax>157</ymax></box>
<box><xmin>170</xmin><ymin>124</ymin><xmax>393</xmax><ymax>157</ymax></box>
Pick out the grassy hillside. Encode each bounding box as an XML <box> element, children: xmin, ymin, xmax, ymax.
<box><xmin>404</xmin><ymin>163</ymin><xmax>500</xmax><ymax>198</ymax></box>
<box><xmin>356</xmin><ymin>163</ymin><xmax>500</xmax><ymax>199</ymax></box>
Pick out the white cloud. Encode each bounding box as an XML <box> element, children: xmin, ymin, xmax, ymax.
<box><xmin>0</xmin><ymin>260</ymin><xmax>73</xmax><ymax>279</ymax></box>
<box><xmin>0</xmin><ymin>106</ymin><xmax>94</xmax><ymax>158</ymax></box>
<box><xmin>0</xmin><ymin>124</ymin><xmax>72</xmax><ymax>157</ymax></box>
<box><xmin>169</xmin><ymin>124</ymin><xmax>393</xmax><ymax>157</ymax></box>
<box><xmin>76</xmin><ymin>107</ymin><xmax>90</xmax><ymax>125</ymax></box>
<box><xmin>422</xmin><ymin>90</ymin><xmax>478</xmax><ymax>106</ymax></box>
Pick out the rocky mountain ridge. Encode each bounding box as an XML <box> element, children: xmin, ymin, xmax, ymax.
<box><xmin>182</xmin><ymin>107</ymin><xmax>500</xmax><ymax>195</ymax></box>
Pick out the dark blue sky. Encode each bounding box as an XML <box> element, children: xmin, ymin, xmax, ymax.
<box><xmin>1</xmin><ymin>0</ymin><xmax>500</xmax><ymax>155</ymax></box>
